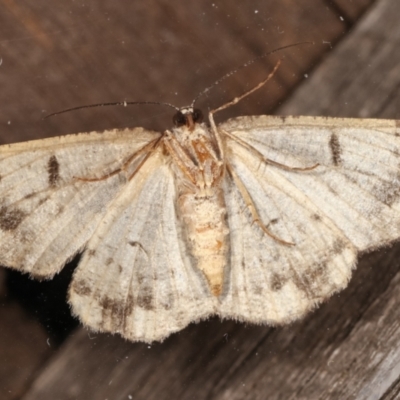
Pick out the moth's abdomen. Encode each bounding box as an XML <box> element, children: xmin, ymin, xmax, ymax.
<box><xmin>178</xmin><ymin>189</ymin><xmax>229</xmax><ymax>296</ymax></box>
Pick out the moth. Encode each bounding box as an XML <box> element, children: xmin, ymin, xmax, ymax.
<box><xmin>1</xmin><ymin>62</ymin><xmax>400</xmax><ymax>343</ymax></box>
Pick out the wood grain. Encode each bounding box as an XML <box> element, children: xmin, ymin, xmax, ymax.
<box><xmin>0</xmin><ymin>0</ymin><xmax>371</xmax><ymax>142</ymax></box>
<box><xmin>329</xmin><ymin>0</ymin><xmax>375</xmax><ymax>21</ymax></box>
<box><xmin>0</xmin><ymin>299</ymin><xmax>51</xmax><ymax>400</ymax></box>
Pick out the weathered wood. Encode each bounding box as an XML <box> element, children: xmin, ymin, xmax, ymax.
<box><xmin>0</xmin><ymin>299</ymin><xmax>51</xmax><ymax>400</ymax></box>
<box><xmin>330</xmin><ymin>0</ymin><xmax>375</xmax><ymax>21</ymax></box>
<box><xmin>0</xmin><ymin>261</ymin><xmax>52</xmax><ymax>400</ymax></box>
<box><xmin>279</xmin><ymin>1</ymin><xmax>400</xmax><ymax>120</ymax></box>
<box><xmin>19</xmin><ymin>249</ymin><xmax>400</xmax><ymax>400</ymax></box>
<box><xmin>0</xmin><ymin>0</ymin><xmax>370</xmax><ymax>143</ymax></box>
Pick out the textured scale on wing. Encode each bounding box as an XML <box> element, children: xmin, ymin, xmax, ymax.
<box><xmin>220</xmin><ymin>115</ymin><xmax>400</xmax><ymax>252</ymax></box>
<box><xmin>219</xmin><ymin>140</ymin><xmax>357</xmax><ymax>324</ymax></box>
<box><xmin>69</xmin><ymin>150</ymin><xmax>217</xmax><ymax>343</ymax></box>
<box><xmin>0</xmin><ymin>128</ymin><xmax>160</xmax><ymax>277</ymax></box>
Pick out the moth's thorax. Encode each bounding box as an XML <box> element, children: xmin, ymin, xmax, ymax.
<box><xmin>165</xmin><ymin>122</ymin><xmax>224</xmax><ymax>197</ymax></box>
<box><xmin>164</xmin><ymin>121</ymin><xmax>229</xmax><ymax>296</ymax></box>
<box><xmin>171</xmin><ymin>122</ymin><xmax>214</xmax><ymax>155</ymax></box>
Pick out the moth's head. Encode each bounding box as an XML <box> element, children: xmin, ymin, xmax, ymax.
<box><xmin>172</xmin><ymin>107</ymin><xmax>204</xmax><ymax>131</ymax></box>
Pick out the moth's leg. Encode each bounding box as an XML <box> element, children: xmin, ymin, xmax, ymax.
<box><xmin>207</xmin><ymin>113</ymin><xmax>225</xmax><ymax>161</ymax></box>
<box><xmin>226</xmin><ymin>163</ymin><xmax>294</xmax><ymax>246</ymax></box>
<box><xmin>207</xmin><ymin>60</ymin><xmax>317</xmax><ymax>173</ymax></box>
<box><xmin>208</xmin><ymin>61</ymin><xmax>281</xmax><ymax>161</ymax></box>
<box><xmin>75</xmin><ymin>137</ymin><xmax>162</xmax><ymax>182</ymax></box>
<box><xmin>223</xmin><ymin>129</ymin><xmax>319</xmax><ymax>172</ymax></box>
<box><xmin>75</xmin><ymin>165</ymin><xmax>123</xmax><ymax>182</ymax></box>
<box><xmin>193</xmin><ymin>136</ymin><xmax>223</xmax><ymax>165</ymax></box>
<box><xmin>128</xmin><ymin>139</ymin><xmax>163</xmax><ymax>181</ymax></box>
<box><xmin>162</xmin><ymin>131</ymin><xmax>202</xmax><ymax>186</ymax></box>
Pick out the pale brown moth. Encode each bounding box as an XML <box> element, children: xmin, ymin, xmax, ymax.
<box><xmin>1</xmin><ymin>60</ymin><xmax>400</xmax><ymax>343</ymax></box>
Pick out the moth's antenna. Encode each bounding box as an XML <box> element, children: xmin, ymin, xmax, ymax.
<box><xmin>45</xmin><ymin>42</ymin><xmax>312</xmax><ymax>119</ymax></box>
<box><xmin>191</xmin><ymin>41</ymin><xmax>313</xmax><ymax>107</ymax></box>
<box><xmin>44</xmin><ymin>101</ymin><xmax>179</xmax><ymax>119</ymax></box>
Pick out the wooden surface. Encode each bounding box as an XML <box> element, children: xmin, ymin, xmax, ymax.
<box><xmin>3</xmin><ymin>0</ymin><xmax>400</xmax><ymax>399</ymax></box>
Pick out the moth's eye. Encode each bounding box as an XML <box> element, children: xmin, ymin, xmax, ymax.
<box><xmin>192</xmin><ymin>109</ymin><xmax>203</xmax><ymax>123</ymax></box>
<box><xmin>173</xmin><ymin>111</ymin><xmax>186</xmax><ymax>127</ymax></box>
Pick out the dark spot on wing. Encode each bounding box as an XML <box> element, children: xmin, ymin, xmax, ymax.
<box><xmin>331</xmin><ymin>238</ymin><xmax>346</xmax><ymax>255</ymax></box>
<box><xmin>100</xmin><ymin>297</ymin><xmax>124</xmax><ymax>329</ymax></box>
<box><xmin>292</xmin><ymin>262</ymin><xmax>329</xmax><ymax>299</ymax></box>
<box><xmin>308</xmin><ymin>263</ymin><xmax>327</xmax><ymax>283</ymax></box>
<box><xmin>105</xmin><ymin>257</ymin><xmax>113</xmax><ymax>266</ymax></box>
<box><xmin>47</xmin><ymin>155</ymin><xmax>60</xmax><ymax>187</ymax></box>
<box><xmin>71</xmin><ymin>280</ymin><xmax>92</xmax><ymax>296</ymax></box>
<box><xmin>329</xmin><ymin>133</ymin><xmax>342</xmax><ymax>166</ymax></box>
<box><xmin>270</xmin><ymin>273</ymin><xmax>286</xmax><ymax>292</ymax></box>
<box><xmin>100</xmin><ymin>297</ymin><xmax>120</xmax><ymax>314</ymax></box>
<box><xmin>311</xmin><ymin>214</ymin><xmax>321</xmax><ymax>221</ymax></box>
<box><xmin>56</xmin><ymin>205</ymin><xmax>65</xmax><ymax>215</ymax></box>
<box><xmin>0</xmin><ymin>206</ymin><xmax>26</xmax><ymax>231</ymax></box>
<box><xmin>292</xmin><ymin>272</ymin><xmax>314</xmax><ymax>298</ymax></box>
<box><xmin>87</xmin><ymin>249</ymin><xmax>96</xmax><ymax>257</ymax></box>
<box><xmin>125</xmin><ymin>293</ymin><xmax>135</xmax><ymax>316</ymax></box>
<box><xmin>38</xmin><ymin>197</ymin><xmax>48</xmax><ymax>207</ymax></box>
<box><xmin>373</xmin><ymin>171</ymin><xmax>400</xmax><ymax>206</ymax></box>
<box><xmin>137</xmin><ymin>291</ymin><xmax>154</xmax><ymax>310</ymax></box>
<box><xmin>24</xmin><ymin>192</ymin><xmax>36</xmax><ymax>200</ymax></box>
<box><xmin>293</xmin><ymin>238</ymin><xmax>349</xmax><ymax>297</ymax></box>
<box><xmin>269</xmin><ymin>218</ymin><xmax>279</xmax><ymax>225</ymax></box>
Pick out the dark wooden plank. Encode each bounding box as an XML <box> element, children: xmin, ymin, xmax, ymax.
<box><xmin>279</xmin><ymin>1</ymin><xmax>400</xmax><ymax>120</ymax></box>
<box><xmin>0</xmin><ymin>261</ymin><xmax>53</xmax><ymax>400</ymax></box>
<box><xmin>20</xmin><ymin>250</ymin><xmax>400</xmax><ymax>400</ymax></box>
<box><xmin>0</xmin><ymin>298</ymin><xmax>52</xmax><ymax>400</ymax></box>
<box><xmin>330</xmin><ymin>0</ymin><xmax>375</xmax><ymax>21</ymax></box>
<box><xmin>0</xmin><ymin>0</ymin><xmax>370</xmax><ymax>144</ymax></box>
